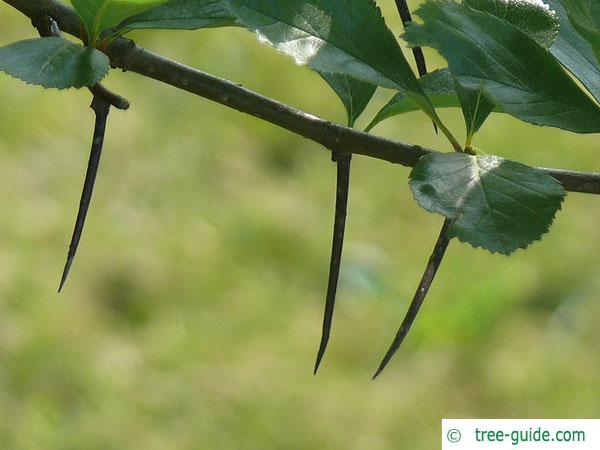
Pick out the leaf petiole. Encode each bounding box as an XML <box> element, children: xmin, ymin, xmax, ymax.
<box><xmin>431</xmin><ymin>113</ymin><xmax>463</xmax><ymax>152</ymax></box>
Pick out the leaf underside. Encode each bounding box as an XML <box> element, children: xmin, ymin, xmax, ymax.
<box><xmin>410</xmin><ymin>152</ymin><xmax>566</xmax><ymax>255</ymax></box>
<box><xmin>0</xmin><ymin>37</ymin><xmax>109</xmax><ymax>89</ymax></box>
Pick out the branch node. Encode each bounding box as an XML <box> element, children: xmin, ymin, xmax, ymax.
<box><xmin>33</xmin><ymin>14</ymin><xmax>130</xmax><ymax>111</ymax></box>
<box><xmin>89</xmin><ymin>84</ymin><xmax>130</xmax><ymax>111</ymax></box>
<box><xmin>331</xmin><ymin>150</ymin><xmax>352</xmax><ymax>163</ymax></box>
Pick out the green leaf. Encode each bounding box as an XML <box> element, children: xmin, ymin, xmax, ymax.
<box><xmin>367</xmin><ymin>69</ymin><xmax>458</xmax><ymax>130</ymax></box>
<box><xmin>319</xmin><ymin>72</ymin><xmax>376</xmax><ymax>127</ymax></box>
<box><xmin>459</xmin><ymin>0</ymin><xmax>558</xmax><ymax>138</ymax></box>
<box><xmin>454</xmin><ymin>81</ymin><xmax>495</xmax><ymax>141</ymax></box>
<box><xmin>464</xmin><ymin>0</ymin><xmax>559</xmax><ymax>48</ymax></box>
<box><xmin>404</xmin><ymin>1</ymin><xmax>600</xmax><ymax>134</ymax></box>
<box><xmin>410</xmin><ymin>152</ymin><xmax>565</xmax><ymax>255</ymax></box>
<box><xmin>0</xmin><ymin>37</ymin><xmax>109</xmax><ymax>89</ymax></box>
<box><xmin>119</xmin><ymin>0</ymin><xmax>237</xmax><ymax>30</ymax></box>
<box><xmin>71</xmin><ymin>0</ymin><xmax>166</xmax><ymax>44</ymax></box>
<box><xmin>228</xmin><ymin>0</ymin><xmax>437</xmax><ymax>121</ymax></box>
<box><xmin>547</xmin><ymin>0</ymin><xmax>600</xmax><ymax>102</ymax></box>
<box><xmin>366</xmin><ymin>69</ymin><xmax>503</xmax><ymax>131</ymax></box>
<box><xmin>560</xmin><ymin>0</ymin><xmax>600</xmax><ymax>61</ymax></box>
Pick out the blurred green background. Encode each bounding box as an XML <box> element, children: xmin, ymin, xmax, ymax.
<box><xmin>1</xmin><ymin>2</ymin><xmax>600</xmax><ymax>449</ymax></box>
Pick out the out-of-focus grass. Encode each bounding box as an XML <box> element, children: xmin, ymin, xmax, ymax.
<box><xmin>1</xmin><ymin>3</ymin><xmax>600</xmax><ymax>449</ymax></box>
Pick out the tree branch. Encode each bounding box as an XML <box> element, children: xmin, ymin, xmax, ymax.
<box><xmin>4</xmin><ymin>0</ymin><xmax>600</xmax><ymax>195</ymax></box>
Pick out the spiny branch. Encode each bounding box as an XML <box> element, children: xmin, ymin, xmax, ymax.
<box><xmin>373</xmin><ymin>219</ymin><xmax>451</xmax><ymax>378</ymax></box>
<box><xmin>3</xmin><ymin>0</ymin><xmax>600</xmax><ymax>195</ymax></box>
<box><xmin>28</xmin><ymin>13</ymin><xmax>126</xmax><ymax>291</ymax></box>
<box><xmin>314</xmin><ymin>153</ymin><xmax>352</xmax><ymax>374</ymax></box>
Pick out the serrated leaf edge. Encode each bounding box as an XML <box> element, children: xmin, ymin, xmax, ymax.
<box><xmin>408</xmin><ymin>154</ymin><xmax>567</xmax><ymax>255</ymax></box>
<box><xmin>0</xmin><ymin>66</ymin><xmax>108</xmax><ymax>90</ymax></box>
<box><xmin>448</xmin><ymin>199</ymin><xmax>564</xmax><ymax>255</ymax></box>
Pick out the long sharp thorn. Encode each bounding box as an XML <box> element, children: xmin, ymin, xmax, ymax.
<box><xmin>58</xmin><ymin>97</ymin><xmax>110</xmax><ymax>292</ymax></box>
<box><xmin>411</xmin><ymin>48</ymin><xmax>428</xmax><ymax>80</ymax></box>
<box><xmin>372</xmin><ymin>219</ymin><xmax>451</xmax><ymax>379</ymax></box>
<box><xmin>394</xmin><ymin>0</ymin><xmax>437</xmax><ymax>134</ymax></box>
<box><xmin>314</xmin><ymin>154</ymin><xmax>352</xmax><ymax>374</ymax></box>
<box><xmin>394</xmin><ymin>0</ymin><xmax>427</xmax><ymax>77</ymax></box>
